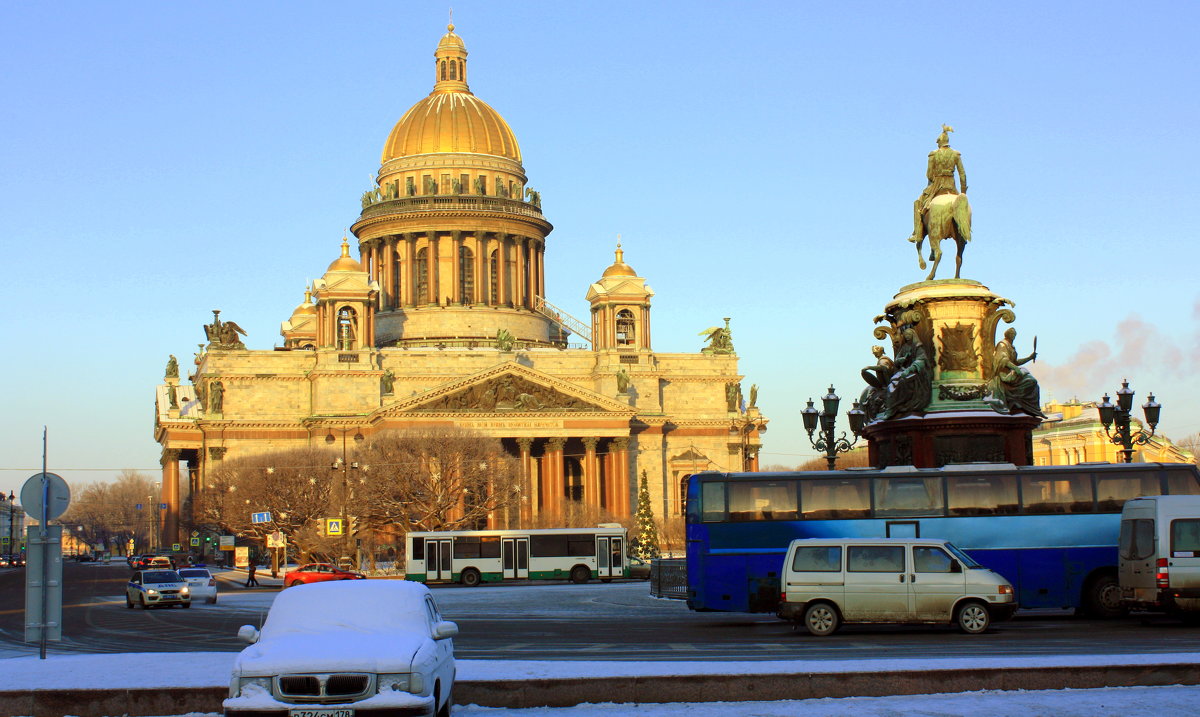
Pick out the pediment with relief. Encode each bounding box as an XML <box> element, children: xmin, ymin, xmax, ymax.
<box><xmin>390</xmin><ymin>363</ymin><xmax>633</xmax><ymax>415</ymax></box>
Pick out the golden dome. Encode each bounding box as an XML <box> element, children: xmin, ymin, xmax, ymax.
<box><xmin>602</xmin><ymin>242</ymin><xmax>636</xmax><ymax>278</ymax></box>
<box><xmin>327</xmin><ymin>236</ymin><xmax>364</xmax><ymax>272</ymax></box>
<box><xmin>381</xmin><ymin>26</ymin><xmax>521</xmax><ymax>163</ymax></box>
<box><xmin>292</xmin><ymin>287</ymin><xmax>316</xmax><ymax>316</ymax></box>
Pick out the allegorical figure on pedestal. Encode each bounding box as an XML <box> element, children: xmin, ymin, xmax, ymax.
<box><xmin>907</xmin><ymin>125</ymin><xmax>972</xmax><ymax>280</ymax></box>
<box><xmin>880</xmin><ymin>327</ymin><xmax>933</xmax><ymax>421</ymax></box>
<box><xmin>986</xmin><ymin>328</ymin><xmax>1045</xmax><ymax>418</ymax></box>
<box><xmin>858</xmin><ymin>345</ymin><xmax>896</xmax><ymax>422</ymax></box>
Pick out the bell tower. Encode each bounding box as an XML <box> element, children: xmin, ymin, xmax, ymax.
<box><xmin>313</xmin><ymin>237</ymin><xmax>379</xmax><ymax>350</ymax></box>
<box><xmin>587</xmin><ymin>243</ymin><xmax>654</xmax><ymax>351</ymax></box>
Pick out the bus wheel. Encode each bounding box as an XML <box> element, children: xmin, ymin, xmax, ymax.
<box><xmin>570</xmin><ymin>565</ymin><xmax>591</xmax><ymax>584</ymax></box>
<box><xmin>1084</xmin><ymin>573</ymin><xmax>1125</xmax><ymax>618</ymax></box>
<box><xmin>460</xmin><ymin>568</ymin><xmax>482</xmax><ymax>587</ymax></box>
<box><xmin>955</xmin><ymin>601</ymin><xmax>990</xmax><ymax>634</ymax></box>
<box><xmin>803</xmin><ymin>602</ymin><xmax>839</xmax><ymax>636</ymax></box>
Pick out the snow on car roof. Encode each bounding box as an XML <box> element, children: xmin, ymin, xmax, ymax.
<box><xmin>261</xmin><ymin>580</ymin><xmax>434</xmax><ymax>637</ymax></box>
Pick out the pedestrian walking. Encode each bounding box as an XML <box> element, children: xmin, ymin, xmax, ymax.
<box><xmin>245</xmin><ymin>562</ymin><xmax>259</xmax><ymax>588</ymax></box>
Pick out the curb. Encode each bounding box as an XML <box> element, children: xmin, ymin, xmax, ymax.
<box><xmin>1</xmin><ymin>661</ymin><xmax>1198</xmax><ymax>716</ymax></box>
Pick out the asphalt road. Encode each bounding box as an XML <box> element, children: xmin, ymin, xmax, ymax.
<box><xmin>0</xmin><ymin>562</ymin><xmax>1198</xmax><ymax>661</ymax></box>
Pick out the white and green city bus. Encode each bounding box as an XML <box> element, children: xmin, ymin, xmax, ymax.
<box><xmin>405</xmin><ymin>525</ymin><xmax>628</xmax><ymax>586</ymax></box>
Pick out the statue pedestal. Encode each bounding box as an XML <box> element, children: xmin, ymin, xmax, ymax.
<box><xmin>862</xmin><ymin>410</ymin><xmax>1038</xmax><ymax>468</ymax></box>
<box><xmin>863</xmin><ymin>277</ymin><xmax>1040</xmax><ymax>467</ymax></box>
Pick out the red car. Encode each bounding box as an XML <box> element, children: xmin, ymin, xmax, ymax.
<box><xmin>283</xmin><ymin>563</ymin><xmax>366</xmax><ymax>588</ymax></box>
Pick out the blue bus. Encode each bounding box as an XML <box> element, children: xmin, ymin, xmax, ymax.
<box><xmin>685</xmin><ymin>462</ymin><xmax>1200</xmax><ymax>617</ymax></box>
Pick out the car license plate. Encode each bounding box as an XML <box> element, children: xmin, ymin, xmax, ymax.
<box><xmin>288</xmin><ymin>710</ymin><xmax>353</xmax><ymax>717</ymax></box>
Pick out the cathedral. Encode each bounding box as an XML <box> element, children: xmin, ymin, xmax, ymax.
<box><xmin>153</xmin><ymin>25</ymin><xmax>766</xmax><ymax>546</ymax></box>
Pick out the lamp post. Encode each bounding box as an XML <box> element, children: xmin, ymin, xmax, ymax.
<box><xmin>2</xmin><ymin>491</ymin><xmax>13</xmax><ymax>562</ymax></box>
<box><xmin>1097</xmin><ymin>379</ymin><xmax>1161</xmax><ymax>464</ymax></box>
<box><xmin>326</xmin><ymin>428</ymin><xmax>364</xmax><ymax>568</ymax></box>
<box><xmin>801</xmin><ymin>386</ymin><xmax>866</xmax><ymax>470</ymax></box>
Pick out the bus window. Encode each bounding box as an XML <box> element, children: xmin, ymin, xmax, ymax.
<box><xmin>480</xmin><ymin>536</ymin><xmax>501</xmax><ymax>558</ymax></box>
<box><xmin>728</xmin><ymin>480</ymin><xmax>798</xmax><ymax>522</ymax></box>
<box><xmin>530</xmin><ymin>535</ymin><xmax>567</xmax><ymax>556</ymax></box>
<box><xmin>566</xmin><ymin>535</ymin><xmax>596</xmax><ymax>556</ymax></box>
<box><xmin>1171</xmin><ymin>520</ymin><xmax>1200</xmax><ymax>557</ymax></box>
<box><xmin>874</xmin><ymin>477</ymin><xmax>944</xmax><ymax>517</ymax></box>
<box><xmin>947</xmin><ymin>475</ymin><xmax>1018</xmax><ymax>516</ymax></box>
<box><xmin>454</xmin><ymin>537</ymin><xmax>482</xmax><ymax>558</ymax></box>
<box><xmin>701</xmin><ymin>481</ymin><xmax>726</xmax><ymax>522</ymax></box>
<box><xmin>1021</xmin><ymin>474</ymin><xmax>1093</xmax><ymax>513</ymax></box>
<box><xmin>1167</xmin><ymin>471</ymin><xmax>1200</xmax><ymax>495</ymax></box>
<box><xmin>800</xmin><ymin>478</ymin><xmax>870</xmax><ymax>519</ymax></box>
<box><xmin>1097</xmin><ymin>472</ymin><xmax>1160</xmax><ymax>512</ymax></box>
<box><xmin>411</xmin><ymin>540</ymin><xmax>424</xmax><ymax>560</ymax></box>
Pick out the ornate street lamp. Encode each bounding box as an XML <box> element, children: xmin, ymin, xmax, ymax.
<box><xmin>802</xmin><ymin>386</ymin><xmax>865</xmax><ymax>470</ymax></box>
<box><xmin>326</xmin><ymin>428</ymin><xmax>365</xmax><ymax>567</ymax></box>
<box><xmin>1</xmin><ymin>491</ymin><xmax>12</xmax><ymax>562</ymax></box>
<box><xmin>1098</xmin><ymin>379</ymin><xmax>1161</xmax><ymax>464</ymax></box>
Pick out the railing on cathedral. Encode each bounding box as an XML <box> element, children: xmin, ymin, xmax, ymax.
<box><xmin>534</xmin><ymin>295</ymin><xmax>593</xmax><ymax>345</ymax></box>
<box><xmin>359</xmin><ymin>195</ymin><xmax>546</xmax><ymax>221</ymax></box>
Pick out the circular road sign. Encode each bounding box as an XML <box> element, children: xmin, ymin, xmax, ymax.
<box><xmin>21</xmin><ymin>472</ymin><xmax>71</xmax><ymax>520</ymax></box>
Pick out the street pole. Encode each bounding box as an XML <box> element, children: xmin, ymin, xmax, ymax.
<box><xmin>326</xmin><ymin>428</ymin><xmax>363</xmax><ymax>568</ymax></box>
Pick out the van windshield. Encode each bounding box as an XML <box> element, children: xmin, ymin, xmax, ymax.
<box><xmin>944</xmin><ymin>542</ymin><xmax>983</xmax><ymax>569</ymax></box>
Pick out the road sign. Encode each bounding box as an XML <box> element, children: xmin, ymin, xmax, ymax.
<box><xmin>25</xmin><ymin>525</ymin><xmax>63</xmax><ymax>643</ymax></box>
<box><xmin>190</xmin><ymin>537</ymin><xmax>200</xmax><ymax>547</ymax></box>
<box><xmin>250</xmin><ymin>511</ymin><xmax>272</xmax><ymax>524</ymax></box>
<box><xmin>172</xmin><ymin>543</ymin><xmax>181</xmax><ymax>552</ymax></box>
<box><xmin>219</xmin><ymin>535</ymin><xmax>235</xmax><ymax>551</ymax></box>
<box><xmin>326</xmin><ymin>518</ymin><xmax>344</xmax><ymax>536</ymax></box>
<box><xmin>135</xmin><ymin>503</ymin><xmax>143</xmax><ymax>511</ymax></box>
<box><xmin>0</xmin><ymin>537</ymin><xmax>7</xmax><ymax>545</ymax></box>
<box><xmin>191</xmin><ymin>530</ymin><xmax>199</xmax><ymax>538</ymax></box>
<box><xmin>21</xmin><ymin>472</ymin><xmax>70</xmax><ymax>521</ymax></box>
<box><xmin>159</xmin><ymin>503</ymin><xmax>167</xmax><ymax>510</ymax></box>
<box><xmin>266</xmin><ymin>531</ymin><xmax>285</xmax><ymax>548</ymax></box>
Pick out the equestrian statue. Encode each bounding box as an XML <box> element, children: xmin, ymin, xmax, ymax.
<box><xmin>906</xmin><ymin>125</ymin><xmax>972</xmax><ymax>280</ymax></box>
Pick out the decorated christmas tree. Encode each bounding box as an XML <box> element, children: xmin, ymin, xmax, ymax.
<box><xmin>630</xmin><ymin>470</ymin><xmax>661</xmax><ymax>559</ymax></box>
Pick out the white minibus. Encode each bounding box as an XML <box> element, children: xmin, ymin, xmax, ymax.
<box><xmin>1119</xmin><ymin>495</ymin><xmax>1200</xmax><ymax>618</ymax></box>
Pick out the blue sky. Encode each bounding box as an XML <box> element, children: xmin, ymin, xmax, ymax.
<box><xmin>2</xmin><ymin>1</ymin><xmax>1197</xmax><ymax>494</ymax></box>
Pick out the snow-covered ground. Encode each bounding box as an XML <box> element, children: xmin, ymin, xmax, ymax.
<box><xmin>4</xmin><ymin>652</ymin><xmax>1200</xmax><ymax>716</ymax></box>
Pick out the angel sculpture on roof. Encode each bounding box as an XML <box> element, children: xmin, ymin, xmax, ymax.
<box><xmin>700</xmin><ymin>317</ymin><xmax>734</xmax><ymax>355</ymax></box>
<box><xmin>204</xmin><ymin>310</ymin><xmax>248</xmax><ymax>350</ymax></box>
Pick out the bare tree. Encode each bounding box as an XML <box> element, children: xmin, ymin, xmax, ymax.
<box><xmin>797</xmin><ymin>446</ymin><xmax>871</xmax><ymax>471</ymax></box>
<box><xmin>354</xmin><ymin>427</ymin><xmax>522</xmax><ymax>533</ymax></box>
<box><xmin>59</xmin><ymin>470</ymin><xmax>159</xmax><ymax>555</ymax></box>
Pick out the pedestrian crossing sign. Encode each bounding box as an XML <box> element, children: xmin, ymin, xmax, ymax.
<box><xmin>326</xmin><ymin>518</ymin><xmax>344</xmax><ymax>536</ymax></box>
<box><xmin>190</xmin><ymin>537</ymin><xmax>200</xmax><ymax>546</ymax></box>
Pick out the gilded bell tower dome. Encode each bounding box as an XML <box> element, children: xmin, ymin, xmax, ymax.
<box><xmin>351</xmin><ymin>24</ymin><xmax>557</xmax><ymax>348</ymax></box>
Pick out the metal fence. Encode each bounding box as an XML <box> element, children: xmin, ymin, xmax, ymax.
<box><xmin>649</xmin><ymin>558</ymin><xmax>687</xmax><ymax>600</ymax></box>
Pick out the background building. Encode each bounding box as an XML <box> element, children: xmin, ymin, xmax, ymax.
<box><xmin>152</xmin><ymin>27</ymin><xmax>764</xmax><ymax>546</ymax></box>
<box><xmin>1034</xmin><ymin>400</ymin><xmax>1195</xmax><ymax>465</ymax></box>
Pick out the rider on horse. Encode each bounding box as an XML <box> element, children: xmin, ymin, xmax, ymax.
<box><xmin>907</xmin><ymin>125</ymin><xmax>967</xmax><ymax>243</ymax></box>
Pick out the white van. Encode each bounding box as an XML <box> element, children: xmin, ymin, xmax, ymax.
<box><xmin>1119</xmin><ymin>495</ymin><xmax>1200</xmax><ymax>618</ymax></box>
<box><xmin>778</xmin><ymin>538</ymin><xmax>1016</xmax><ymax>636</ymax></box>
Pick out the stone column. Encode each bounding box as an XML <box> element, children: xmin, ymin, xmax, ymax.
<box><xmin>160</xmin><ymin>449</ymin><xmax>181</xmax><ymax>551</ymax></box>
<box><xmin>541</xmin><ymin>437</ymin><xmax>566</xmax><ymax>519</ymax></box>
<box><xmin>497</xmin><ymin>233</ymin><xmax>511</xmax><ymax>306</ymax></box>
<box><xmin>517</xmin><ymin>438</ymin><xmax>534</xmax><ymax>525</ymax></box>
<box><xmin>381</xmin><ymin>238</ymin><xmax>394</xmax><ymax>310</ymax></box>
<box><xmin>429</xmin><ymin>231</ymin><xmax>440</xmax><ymax>305</ymax></box>
<box><xmin>748</xmin><ymin>445</ymin><xmax>761</xmax><ymax>472</ymax></box>
<box><xmin>405</xmin><ymin>233</ymin><xmax>417</xmax><ymax>306</ymax></box>
<box><xmin>450</xmin><ymin>231</ymin><xmax>463</xmax><ymax>304</ymax></box>
<box><xmin>582</xmin><ymin>437</ymin><xmax>600</xmax><ymax>511</ymax></box>
<box><xmin>479</xmin><ymin>232</ymin><xmax>492</xmax><ymax>306</ymax></box>
<box><xmin>610</xmin><ymin>438</ymin><xmax>630</xmax><ymax>517</ymax></box>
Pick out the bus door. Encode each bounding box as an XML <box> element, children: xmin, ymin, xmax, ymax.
<box><xmin>596</xmin><ymin>536</ymin><xmax>623</xmax><ymax>579</ymax></box>
<box><xmin>426</xmin><ymin>538</ymin><xmax>454</xmax><ymax>582</ymax></box>
<box><xmin>502</xmin><ymin>537</ymin><xmax>528</xmax><ymax>579</ymax></box>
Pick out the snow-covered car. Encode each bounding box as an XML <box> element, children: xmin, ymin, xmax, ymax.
<box><xmin>126</xmin><ymin>569</ymin><xmax>191</xmax><ymax>609</ymax></box>
<box><xmin>225</xmin><ymin>580</ymin><xmax>458</xmax><ymax>717</ymax></box>
<box><xmin>178</xmin><ymin>567</ymin><xmax>219</xmax><ymax>604</ymax></box>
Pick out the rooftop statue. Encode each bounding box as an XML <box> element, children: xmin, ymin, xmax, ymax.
<box><xmin>907</xmin><ymin>125</ymin><xmax>972</xmax><ymax>280</ymax></box>
<box><xmin>700</xmin><ymin>318</ymin><xmax>735</xmax><ymax>354</ymax></box>
<box><xmin>203</xmin><ymin>310</ymin><xmax>248</xmax><ymax>350</ymax></box>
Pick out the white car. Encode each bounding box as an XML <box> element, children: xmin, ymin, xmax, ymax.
<box><xmin>126</xmin><ymin>569</ymin><xmax>191</xmax><ymax>609</ymax></box>
<box><xmin>225</xmin><ymin>580</ymin><xmax>457</xmax><ymax>717</ymax></box>
<box><xmin>178</xmin><ymin>567</ymin><xmax>219</xmax><ymax>604</ymax></box>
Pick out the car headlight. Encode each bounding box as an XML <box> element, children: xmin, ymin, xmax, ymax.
<box><xmin>378</xmin><ymin>674</ymin><xmax>412</xmax><ymax>693</ymax></box>
<box><xmin>146</xmin><ymin>589</ymin><xmax>159</xmax><ymax>596</ymax></box>
<box><xmin>998</xmin><ymin>585</ymin><xmax>1013</xmax><ymax>595</ymax></box>
<box><xmin>234</xmin><ymin>676</ymin><xmax>273</xmax><ymax>697</ymax></box>
<box><xmin>180</xmin><ymin>587</ymin><xmax>190</xmax><ymax>595</ymax></box>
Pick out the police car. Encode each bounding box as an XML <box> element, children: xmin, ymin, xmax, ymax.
<box><xmin>126</xmin><ymin>569</ymin><xmax>191</xmax><ymax>609</ymax></box>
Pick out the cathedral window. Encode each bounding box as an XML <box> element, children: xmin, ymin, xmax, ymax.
<box><xmin>616</xmin><ymin>309</ymin><xmax>636</xmax><ymax>346</ymax></box>
<box><xmin>441</xmin><ymin>173</ymin><xmax>451</xmax><ymax>194</ymax></box>
<box><xmin>489</xmin><ymin>250</ymin><xmax>498</xmax><ymax>304</ymax></box>
<box><xmin>440</xmin><ymin>60</ymin><xmax>447</xmax><ymax>81</ymax></box>
<box><xmin>405</xmin><ymin>177</ymin><xmax>415</xmax><ymax>196</ymax></box>
<box><xmin>449</xmin><ymin>60</ymin><xmax>457</xmax><ymax>80</ymax></box>
<box><xmin>423</xmin><ymin>175</ymin><xmax>435</xmax><ymax>195</ymax></box>
<box><xmin>459</xmin><ymin>246</ymin><xmax>475</xmax><ymax>303</ymax></box>
<box><xmin>416</xmin><ymin>247</ymin><xmax>429</xmax><ymax>304</ymax></box>
<box><xmin>336</xmin><ymin>307</ymin><xmax>357</xmax><ymax>350</ymax></box>
<box><xmin>476</xmin><ymin>175</ymin><xmax>487</xmax><ymax>195</ymax></box>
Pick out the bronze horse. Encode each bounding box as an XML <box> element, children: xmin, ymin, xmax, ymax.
<box><xmin>911</xmin><ymin>193</ymin><xmax>972</xmax><ymax>280</ymax></box>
